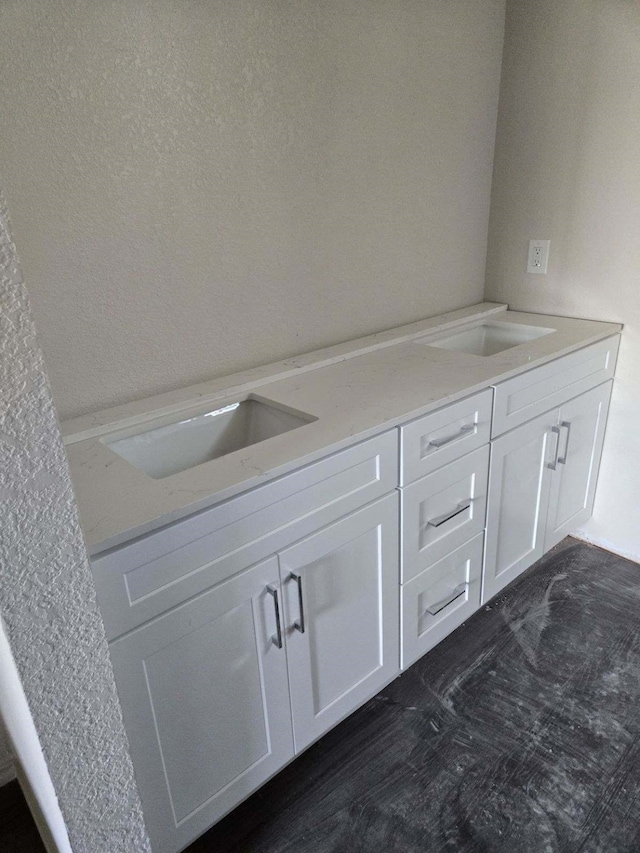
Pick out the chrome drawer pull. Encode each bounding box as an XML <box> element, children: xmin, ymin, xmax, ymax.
<box><xmin>290</xmin><ymin>572</ymin><xmax>305</xmax><ymax>633</ymax></box>
<box><xmin>267</xmin><ymin>585</ymin><xmax>283</xmax><ymax>649</ymax></box>
<box><xmin>425</xmin><ymin>583</ymin><xmax>467</xmax><ymax>616</ymax></box>
<box><xmin>429</xmin><ymin>423</ymin><xmax>475</xmax><ymax>448</ymax></box>
<box><xmin>427</xmin><ymin>499</ymin><xmax>472</xmax><ymax>529</ymax></box>
<box><xmin>547</xmin><ymin>425</ymin><xmax>561</xmax><ymax>470</ymax></box>
<box><xmin>558</xmin><ymin>421</ymin><xmax>572</xmax><ymax>465</ymax></box>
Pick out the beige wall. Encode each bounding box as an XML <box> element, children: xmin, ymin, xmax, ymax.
<box><xmin>0</xmin><ymin>0</ymin><xmax>505</xmax><ymax>421</ymax></box>
<box><xmin>486</xmin><ymin>0</ymin><xmax>640</xmax><ymax>559</ymax></box>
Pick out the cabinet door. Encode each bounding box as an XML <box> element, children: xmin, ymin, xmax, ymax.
<box><xmin>279</xmin><ymin>494</ymin><xmax>399</xmax><ymax>753</ymax></box>
<box><xmin>483</xmin><ymin>410</ymin><xmax>557</xmax><ymax>603</ymax></box>
<box><xmin>545</xmin><ymin>382</ymin><xmax>612</xmax><ymax>551</ymax></box>
<box><xmin>109</xmin><ymin>557</ymin><xmax>294</xmax><ymax>853</ymax></box>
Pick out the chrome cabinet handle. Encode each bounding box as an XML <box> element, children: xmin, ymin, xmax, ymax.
<box><xmin>290</xmin><ymin>572</ymin><xmax>305</xmax><ymax>633</ymax></box>
<box><xmin>425</xmin><ymin>583</ymin><xmax>467</xmax><ymax>616</ymax></box>
<box><xmin>558</xmin><ymin>421</ymin><xmax>572</xmax><ymax>465</ymax></box>
<box><xmin>547</xmin><ymin>425</ymin><xmax>561</xmax><ymax>470</ymax></box>
<box><xmin>429</xmin><ymin>423</ymin><xmax>475</xmax><ymax>448</ymax></box>
<box><xmin>267</xmin><ymin>585</ymin><xmax>283</xmax><ymax>649</ymax></box>
<box><xmin>427</xmin><ymin>499</ymin><xmax>472</xmax><ymax>529</ymax></box>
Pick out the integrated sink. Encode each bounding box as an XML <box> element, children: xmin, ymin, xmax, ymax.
<box><xmin>414</xmin><ymin>320</ymin><xmax>555</xmax><ymax>357</ymax></box>
<box><xmin>103</xmin><ymin>396</ymin><xmax>317</xmax><ymax>479</ymax></box>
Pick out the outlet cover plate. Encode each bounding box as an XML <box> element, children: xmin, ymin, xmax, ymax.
<box><xmin>527</xmin><ymin>239</ymin><xmax>550</xmax><ymax>274</ymax></box>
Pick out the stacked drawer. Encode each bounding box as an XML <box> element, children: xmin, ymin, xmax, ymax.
<box><xmin>399</xmin><ymin>389</ymin><xmax>492</xmax><ymax>669</ymax></box>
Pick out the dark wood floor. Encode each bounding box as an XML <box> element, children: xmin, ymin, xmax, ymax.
<box><xmin>3</xmin><ymin>538</ymin><xmax>640</xmax><ymax>852</ymax></box>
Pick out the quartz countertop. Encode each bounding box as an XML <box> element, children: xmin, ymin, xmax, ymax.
<box><xmin>62</xmin><ymin>303</ymin><xmax>621</xmax><ymax>555</ymax></box>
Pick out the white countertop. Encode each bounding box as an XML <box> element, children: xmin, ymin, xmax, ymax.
<box><xmin>63</xmin><ymin>303</ymin><xmax>621</xmax><ymax>555</ymax></box>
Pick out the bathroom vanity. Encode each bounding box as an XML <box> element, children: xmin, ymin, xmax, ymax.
<box><xmin>63</xmin><ymin>303</ymin><xmax>621</xmax><ymax>853</ymax></box>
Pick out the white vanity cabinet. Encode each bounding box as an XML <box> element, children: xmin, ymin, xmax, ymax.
<box><xmin>483</xmin><ymin>343</ymin><xmax>617</xmax><ymax>604</ymax></box>
<box><xmin>96</xmin><ymin>433</ymin><xmax>400</xmax><ymax>853</ymax></box>
<box><xmin>110</xmin><ymin>495</ymin><xmax>400</xmax><ymax>853</ymax></box>
<box><xmin>83</xmin><ymin>322</ymin><xmax>621</xmax><ymax>853</ymax></box>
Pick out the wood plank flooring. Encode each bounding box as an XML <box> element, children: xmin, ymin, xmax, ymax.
<box><xmin>3</xmin><ymin>538</ymin><xmax>640</xmax><ymax>852</ymax></box>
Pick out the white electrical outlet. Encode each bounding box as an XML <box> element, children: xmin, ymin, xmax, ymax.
<box><xmin>527</xmin><ymin>239</ymin><xmax>550</xmax><ymax>274</ymax></box>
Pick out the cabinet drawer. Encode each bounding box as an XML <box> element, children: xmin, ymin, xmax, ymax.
<box><xmin>399</xmin><ymin>389</ymin><xmax>492</xmax><ymax>485</ymax></box>
<box><xmin>401</xmin><ymin>445</ymin><xmax>489</xmax><ymax>582</ymax></box>
<box><xmin>401</xmin><ymin>534</ymin><xmax>483</xmax><ymax>669</ymax></box>
<box><xmin>492</xmin><ymin>335</ymin><xmax>619</xmax><ymax>437</ymax></box>
<box><xmin>93</xmin><ymin>431</ymin><xmax>398</xmax><ymax>639</ymax></box>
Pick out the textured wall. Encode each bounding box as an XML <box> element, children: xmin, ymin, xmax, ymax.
<box><xmin>485</xmin><ymin>0</ymin><xmax>640</xmax><ymax>560</ymax></box>
<box><xmin>0</xmin><ymin>192</ymin><xmax>151</xmax><ymax>850</ymax></box>
<box><xmin>0</xmin><ymin>0</ymin><xmax>505</xmax><ymax>421</ymax></box>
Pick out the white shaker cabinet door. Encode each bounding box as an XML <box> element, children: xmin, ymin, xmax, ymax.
<box><xmin>483</xmin><ymin>410</ymin><xmax>557</xmax><ymax>604</ymax></box>
<box><xmin>279</xmin><ymin>493</ymin><xmax>400</xmax><ymax>753</ymax></box>
<box><xmin>544</xmin><ymin>382</ymin><xmax>613</xmax><ymax>551</ymax></box>
<box><xmin>109</xmin><ymin>556</ymin><xmax>294</xmax><ymax>853</ymax></box>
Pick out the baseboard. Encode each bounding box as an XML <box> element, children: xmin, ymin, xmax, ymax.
<box><xmin>572</xmin><ymin>531</ymin><xmax>640</xmax><ymax>565</ymax></box>
<box><xmin>0</xmin><ymin>755</ymin><xmax>16</xmax><ymax>788</ymax></box>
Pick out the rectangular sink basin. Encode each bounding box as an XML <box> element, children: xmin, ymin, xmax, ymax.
<box><xmin>414</xmin><ymin>320</ymin><xmax>555</xmax><ymax>357</ymax></box>
<box><xmin>103</xmin><ymin>396</ymin><xmax>317</xmax><ymax>479</ymax></box>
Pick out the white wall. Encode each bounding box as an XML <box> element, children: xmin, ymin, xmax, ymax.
<box><xmin>0</xmin><ymin>0</ymin><xmax>506</xmax><ymax>421</ymax></box>
<box><xmin>485</xmin><ymin>0</ymin><xmax>640</xmax><ymax>561</ymax></box>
